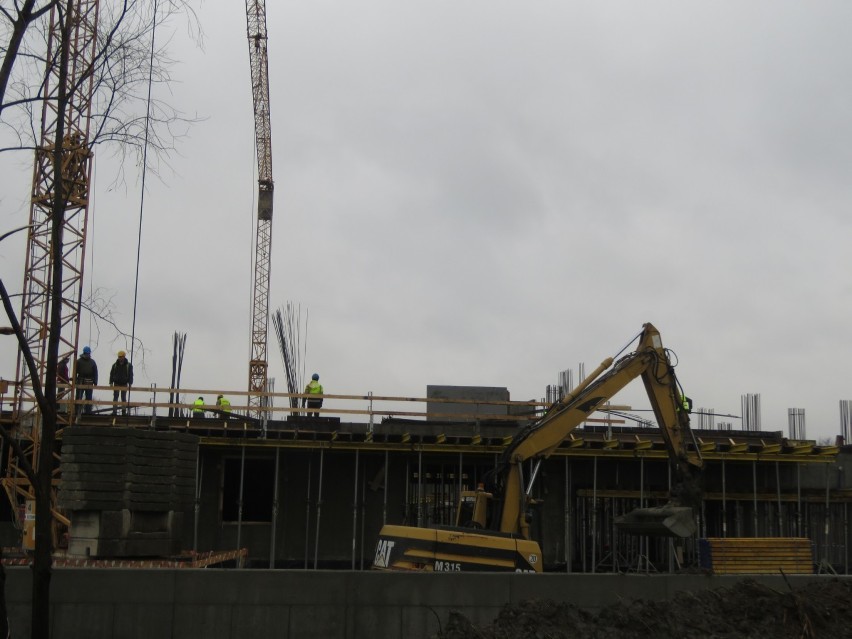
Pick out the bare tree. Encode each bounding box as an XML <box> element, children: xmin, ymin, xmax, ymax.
<box><xmin>0</xmin><ymin>1</ymin><xmax>60</xmax><ymax>112</ymax></box>
<box><xmin>1</xmin><ymin>2</ymin><xmax>199</xmax><ymax>637</ymax></box>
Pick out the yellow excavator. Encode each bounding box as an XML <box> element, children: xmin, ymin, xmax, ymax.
<box><xmin>371</xmin><ymin>322</ymin><xmax>704</xmax><ymax>572</ymax></box>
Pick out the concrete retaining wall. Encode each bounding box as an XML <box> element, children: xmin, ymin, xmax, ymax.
<box><xmin>3</xmin><ymin>568</ymin><xmax>844</xmax><ymax>639</ymax></box>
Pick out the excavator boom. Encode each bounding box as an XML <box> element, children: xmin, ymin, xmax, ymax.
<box><xmin>496</xmin><ymin>323</ymin><xmax>702</xmax><ymax>538</ymax></box>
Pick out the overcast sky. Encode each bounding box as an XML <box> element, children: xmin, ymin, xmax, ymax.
<box><xmin>2</xmin><ymin>1</ymin><xmax>851</xmax><ymax>440</ymax></box>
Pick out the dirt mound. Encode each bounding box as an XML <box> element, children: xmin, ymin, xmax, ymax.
<box><xmin>434</xmin><ymin>578</ymin><xmax>852</xmax><ymax>639</ymax></box>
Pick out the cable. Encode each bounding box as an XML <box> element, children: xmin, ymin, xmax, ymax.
<box><xmin>130</xmin><ymin>0</ymin><xmax>159</xmax><ymax>366</ymax></box>
<box><xmin>612</xmin><ymin>328</ymin><xmax>643</xmax><ymax>361</ymax></box>
<box><xmin>86</xmin><ymin>155</ymin><xmax>96</xmax><ymax>346</ymax></box>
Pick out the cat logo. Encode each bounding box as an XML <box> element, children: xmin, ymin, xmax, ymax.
<box><xmin>373</xmin><ymin>539</ymin><xmax>395</xmax><ymax>568</ymax></box>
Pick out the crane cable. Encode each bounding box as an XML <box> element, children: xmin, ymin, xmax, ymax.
<box><xmin>130</xmin><ymin>0</ymin><xmax>159</xmax><ymax>372</ymax></box>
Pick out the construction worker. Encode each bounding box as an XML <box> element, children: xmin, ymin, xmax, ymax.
<box><xmin>216</xmin><ymin>394</ymin><xmax>231</xmax><ymax>413</ymax></box>
<box><xmin>109</xmin><ymin>350</ymin><xmax>134</xmax><ymax>415</ymax></box>
<box><xmin>303</xmin><ymin>373</ymin><xmax>324</xmax><ymax>418</ymax></box>
<box><xmin>75</xmin><ymin>346</ymin><xmax>98</xmax><ymax>415</ymax></box>
<box><xmin>57</xmin><ymin>357</ymin><xmax>70</xmax><ymax>385</ymax></box>
<box><xmin>193</xmin><ymin>396</ymin><xmax>205</xmax><ymax>419</ymax></box>
<box><xmin>57</xmin><ymin>356</ymin><xmax>70</xmax><ymax>414</ymax></box>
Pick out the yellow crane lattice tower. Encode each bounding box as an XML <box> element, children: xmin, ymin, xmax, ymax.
<box><xmin>5</xmin><ymin>0</ymin><xmax>100</xmax><ymax>536</ymax></box>
<box><xmin>245</xmin><ymin>0</ymin><xmax>275</xmax><ymax>419</ymax></box>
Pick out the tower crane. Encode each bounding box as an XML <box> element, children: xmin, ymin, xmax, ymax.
<box><xmin>6</xmin><ymin>0</ymin><xmax>99</xmax><ymax>544</ymax></box>
<box><xmin>244</xmin><ymin>0</ymin><xmax>275</xmax><ymax>418</ymax></box>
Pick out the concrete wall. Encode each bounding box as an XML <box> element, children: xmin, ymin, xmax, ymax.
<box><xmin>191</xmin><ymin>448</ymin><xmax>397</xmax><ymax>568</ymax></box>
<box><xmin>4</xmin><ymin>568</ymin><xmax>846</xmax><ymax>639</ymax></box>
<box><xmin>426</xmin><ymin>385</ymin><xmax>509</xmax><ymax>419</ymax></box>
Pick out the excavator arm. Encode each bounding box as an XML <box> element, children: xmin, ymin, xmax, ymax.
<box><xmin>495</xmin><ymin>322</ymin><xmax>703</xmax><ymax>538</ymax></box>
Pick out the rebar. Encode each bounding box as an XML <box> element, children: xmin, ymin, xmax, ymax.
<box><xmin>272</xmin><ymin>303</ymin><xmax>305</xmax><ymax>410</ymax></box>
<box><xmin>168</xmin><ymin>332</ymin><xmax>186</xmax><ymax>417</ymax></box>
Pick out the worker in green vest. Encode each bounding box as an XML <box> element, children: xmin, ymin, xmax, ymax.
<box><xmin>303</xmin><ymin>373</ymin><xmax>324</xmax><ymax>418</ymax></box>
<box><xmin>193</xmin><ymin>396</ymin><xmax>205</xmax><ymax>418</ymax></box>
<box><xmin>216</xmin><ymin>394</ymin><xmax>231</xmax><ymax>413</ymax></box>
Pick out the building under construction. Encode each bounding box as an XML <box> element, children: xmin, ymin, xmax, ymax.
<box><xmin>2</xmin><ymin>383</ymin><xmax>849</xmax><ymax>576</ymax></box>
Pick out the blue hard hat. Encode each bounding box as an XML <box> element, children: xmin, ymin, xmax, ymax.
<box><xmin>312</xmin><ymin>373</ymin><xmax>319</xmax><ymax>380</ymax></box>
<box><xmin>82</xmin><ymin>346</ymin><xmax>91</xmax><ymax>354</ymax></box>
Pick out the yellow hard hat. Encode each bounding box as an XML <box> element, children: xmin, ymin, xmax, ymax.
<box><xmin>117</xmin><ymin>350</ymin><xmax>126</xmax><ymax>357</ymax></box>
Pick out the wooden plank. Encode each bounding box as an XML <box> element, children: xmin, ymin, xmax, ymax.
<box><xmin>699</xmin><ymin>537</ymin><xmax>814</xmax><ymax>575</ymax></box>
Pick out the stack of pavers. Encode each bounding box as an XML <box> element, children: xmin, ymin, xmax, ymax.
<box><xmin>58</xmin><ymin>426</ymin><xmax>198</xmax><ymax>558</ymax></box>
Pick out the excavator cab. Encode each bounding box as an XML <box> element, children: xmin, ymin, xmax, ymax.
<box><xmin>455</xmin><ymin>484</ymin><xmax>492</xmax><ymax>529</ymax></box>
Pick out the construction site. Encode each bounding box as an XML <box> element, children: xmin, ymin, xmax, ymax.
<box><xmin>1</xmin><ymin>377</ymin><xmax>852</xmax><ymax>637</ymax></box>
<box><xmin>2</xmin><ymin>2</ymin><xmax>852</xmax><ymax>639</ymax></box>
<box><xmin>1</xmin><ymin>385</ymin><xmax>849</xmax><ymax>575</ymax></box>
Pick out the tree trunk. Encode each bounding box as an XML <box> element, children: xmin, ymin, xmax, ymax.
<box><xmin>30</xmin><ymin>1</ymin><xmax>76</xmax><ymax>636</ymax></box>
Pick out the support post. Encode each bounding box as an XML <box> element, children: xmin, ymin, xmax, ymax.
<box><xmin>564</xmin><ymin>457</ymin><xmax>571</xmax><ymax>573</ymax></box>
<box><xmin>236</xmin><ymin>446</ymin><xmax>246</xmax><ymax>564</ymax></box>
<box><xmin>269</xmin><ymin>447</ymin><xmax>280</xmax><ymax>568</ymax></box>
<box><xmin>351</xmin><ymin>449</ymin><xmax>359</xmax><ymax>569</ymax></box>
<box><xmin>824</xmin><ymin>463</ymin><xmax>831</xmax><ymax>567</ymax></box>
<box><xmin>193</xmin><ymin>452</ymin><xmax>203</xmax><ymax>552</ymax></box>
<box><xmin>304</xmin><ymin>455</ymin><xmax>312</xmax><ymax>569</ymax></box>
<box><xmin>382</xmin><ymin>450</ymin><xmax>389</xmax><ymax>526</ymax></box>
<box><xmin>722</xmin><ymin>459</ymin><xmax>727</xmax><ymax>538</ymax></box>
<box><xmin>776</xmin><ymin>461</ymin><xmax>783</xmax><ymax>535</ymax></box>
<box><xmin>417</xmin><ymin>450</ymin><xmax>423</xmax><ymax>528</ymax></box>
<box><xmin>360</xmin><ymin>465</ymin><xmax>366</xmax><ymax>569</ymax></box>
<box><xmin>752</xmin><ymin>460</ymin><xmax>758</xmax><ymax>536</ymax></box>
<box><xmin>591</xmin><ymin>456</ymin><xmax>597</xmax><ymax>574</ymax></box>
<box><xmin>797</xmin><ymin>464</ymin><xmax>802</xmax><ymax>537</ymax></box>
<box><xmin>313</xmin><ymin>448</ymin><xmax>325</xmax><ymax>569</ymax></box>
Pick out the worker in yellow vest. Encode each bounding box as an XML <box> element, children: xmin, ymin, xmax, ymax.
<box><xmin>303</xmin><ymin>373</ymin><xmax>324</xmax><ymax>418</ymax></box>
<box><xmin>192</xmin><ymin>396</ymin><xmax>205</xmax><ymax>418</ymax></box>
<box><xmin>216</xmin><ymin>394</ymin><xmax>231</xmax><ymax>413</ymax></box>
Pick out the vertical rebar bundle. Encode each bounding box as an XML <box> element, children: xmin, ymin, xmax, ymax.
<box><xmin>168</xmin><ymin>332</ymin><xmax>187</xmax><ymax>418</ymax></box>
<box><xmin>840</xmin><ymin>400</ymin><xmax>852</xmax><ymax>444</ymax></box>
<box><xmin>546</xmin><ymin>368</ymin><xmax>573</xmax><ymax>405</ymax></box>
<box><xmin>272</xmin><ymin>303</ymin><xmax>305</xmax><ymax>410</ymax></box>
<box><xmin>788</xmin><ymin>408</ymin><xmax>806</xmax><ymax>440</ymax></box>
<box><xmin>741</xmin><ymin>393</ymin><xmax>762</xmax><ymax>431</ymax></box>
<box><xmin>697</xmin><ymin>408</ymin><xmax>716</xmax><ymax>430</ymax></box>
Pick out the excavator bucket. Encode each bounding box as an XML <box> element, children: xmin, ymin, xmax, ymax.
<box><xmin>615</xmin><ymin>505</ymin><xmax>696</xmax><ymax>538</ymax></box>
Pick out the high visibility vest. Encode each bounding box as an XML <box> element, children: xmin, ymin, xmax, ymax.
<box><xmin>218</xmin><ymin>397</ymin><xmax>231</xmax><ymax>412</ymax></box>
<box><xmin>193</xmin><ymin>398</ymin><xmax>204</xmax><ymax>414</ymax></box>
<box><xmin>306</xmin><ymin>380</ymin><xmax>323</xmax><ymax>395</ymax></box>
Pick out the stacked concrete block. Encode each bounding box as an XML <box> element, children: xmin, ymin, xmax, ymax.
<box><xmin>58</xmin><ymin>427</ymin><xmax>198</xmax><ymax>558</ymax></box>
<box><xmin>426</xmin><ymin>385</ymin><xmax>511</xmax><ymax>421</ymax></box>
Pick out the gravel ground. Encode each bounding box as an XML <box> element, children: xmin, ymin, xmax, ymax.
<box><xmin>434</xmin><ymin>577</ymin><xmax>852</xmax><ymax>639</ymax></box>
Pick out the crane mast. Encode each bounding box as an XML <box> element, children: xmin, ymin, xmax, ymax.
<box><xmin>5</xmin><ymin>0</ymin><xmax>99</xmax><ymax>536</ymax></box>
<box><xmin>245</xmin><ymin>0</ymin><xmax>274</xmax><ymax>417</ymax></box>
